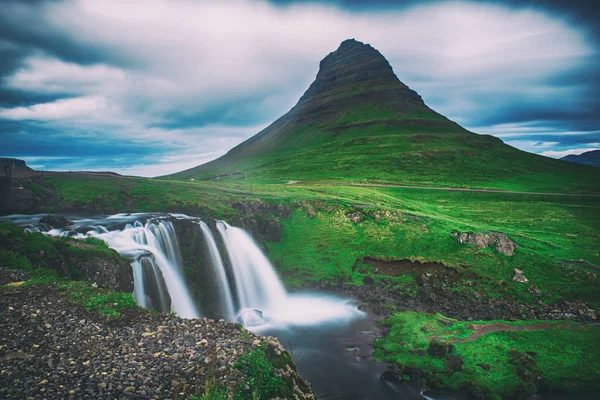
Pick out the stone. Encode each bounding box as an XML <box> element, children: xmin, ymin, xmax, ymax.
<box><xmin>513</xmin><ymin>269</ymin><xmax>528</xmax><ymax>283</ymax></box>
<box><xmin>39</xmin><ymin>215</ymin><xmax>70</xmax><ymax>229</ymax></box>
<box><xmin>427</xmin><ymin>339</ymin><xmax>452</xmax><ymax>358</ymax></box>
<box><xmin>445</xmin><ymin>354</ymin><xmax>464</xmax><ymax>372</ymax></box>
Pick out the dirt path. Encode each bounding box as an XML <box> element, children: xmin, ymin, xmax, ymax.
<box><xmin>453</xmin><ymin>322</ymin><xmax>579</xmax><ymax>343</ymax></box>
<box><xmin>342</xmin><ymin>183</ymin><xmax>600</xmax><ymax>197</ymax></box>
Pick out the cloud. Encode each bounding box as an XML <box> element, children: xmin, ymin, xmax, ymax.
<box><xmin>0</xmin><ymin>0</ymin><xmax>598</xmax><ymax>175</ymax></box>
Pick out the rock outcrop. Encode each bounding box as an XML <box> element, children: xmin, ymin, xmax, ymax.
<box><xmin>451</xmin><ymin>231</ymin><xmax>517</xmax><ymax>256</ymax></box>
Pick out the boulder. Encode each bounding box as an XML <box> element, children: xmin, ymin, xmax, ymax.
<box><xmin>427</xmin><ymin>338</ymin><xmax>452</xmax><ymax>358</ymax></box>
<box><xmin>468</xmin><ymin>233</ymin><xmax>493</xmax><ymax>248</ymax></box>
<box><xmin>363</xmin><ymin>275</ymin><xmax>375</xmax><ymax>285</ymax></box>
<box><xmin>495</xmin><ymin>234</ymin><xmax>517</xmax><ymax>256</ymax></box>
<box><xmin>513</xmin><ymin>268</ymin><xmax>528</xmax><ymax>283</ymax></box>
<box><xmin>453</xmin><ymin>231</ymin><xmax>517</xmax><ymax>256</ymax></box>
<box><xmin>39</xmin><ymin>215</ymin><xmax>70</xmax><ymax>229</ymax></box>
<box><xmin>68</xmin><ymin>255</ymin><xmax>134</xmax><ymax>292</ymax></box>
<box><xmin>237</xmin><ymin>308</ymin><xmax>266</xmax><ymax>327</ymax></box>
<box><xmin>445</xmin><ymin>354</ymin><xmax>464</xmax><ymax>373</ymax></box>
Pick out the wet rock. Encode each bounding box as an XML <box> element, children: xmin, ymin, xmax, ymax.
<box><xmin>427</xmin><ymin>338</ymin><xmax>452</xmax><ymax>358</ymax></box>
<box><xmin>380</xmin><ymin>369</ymin><xmax>400</xmax><ymax>382</ymax></box>
<box><xmin>39</xmin><ymin>215</ymin><xmax>70</xmax><ymax>229</ymax></box>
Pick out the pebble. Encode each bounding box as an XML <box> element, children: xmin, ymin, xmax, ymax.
<box><xmin>0</xmin><ymin>283</ymin><xmax>314</xmax><ymax>399</ymax></box>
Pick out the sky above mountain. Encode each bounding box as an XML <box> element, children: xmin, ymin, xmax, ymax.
<box><xmin>0</xmin><ymin>0</ymin><xmax>599</xmax><ymax>176</ymax></box>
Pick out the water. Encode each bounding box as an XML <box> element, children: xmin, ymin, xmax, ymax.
<box><xmin>216</xmin><ymin>220</ymin><xmax>287</xmax><ymax>311</ymax></box>
<box><xmin>198</xmin><ymin>220</ymin><xmax>236</xmax><ymax>320</ymax></box>
<box><xmin>1</xmin><ymin>212</ymin><xmax>464</xmax><ymax>399</ymax></box>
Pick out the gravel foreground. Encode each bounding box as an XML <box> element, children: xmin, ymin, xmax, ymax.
<box><xmin>0</xmin><ymin>282</ymin><xmax>313</xmax><ymax>399</ymax></box>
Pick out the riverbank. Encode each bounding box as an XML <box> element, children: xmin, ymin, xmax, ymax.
<box><xmin>0</xmin><ymin>274</ymin><xmax>313</xmax><ymax>399</ymax></box>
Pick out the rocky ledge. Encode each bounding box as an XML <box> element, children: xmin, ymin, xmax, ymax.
<box><xmin>0</xmin><ymin>283</ymin><xmax>313</xmax><ymax>399</ymax></box>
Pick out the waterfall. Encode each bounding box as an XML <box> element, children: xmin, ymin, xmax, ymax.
<box><xmin>93</xmin><ymin>219</ymin><xmax>200</xmax><ymax>318</ymax></box>
<box><xmin>3</xmin><ymin>212</ymin><xmax>365</xmax><ymax>329</ymax></box>
<box><xmin>131</xmin><ymin>259</ymin><xmax>147</xmax><ymax>307</ymax></box>
<box><xmin>216</xmin><ymin>220</ymin><xmax>287</xmax><ymax>311</ymax></box>
<box><xmin>197</xmin><ymin>221</ymin><xmax>236</xmax><ymax>320</ymax></box>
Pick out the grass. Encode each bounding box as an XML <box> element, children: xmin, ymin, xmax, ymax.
<box><xmin>190</xmin><ymin>344</ymin><xmax>294</xmax><ymax>400</ymax></box>
<box><xmin>374</xmin><ymin>312</ymin><xmax>600</xmax><ymax>398</ymax></box>
<box><xmin>0</xmin><ymin>221</ymin><xmax>138</xmax><ymax>319</ymax></box>
<box><xmin>165</xmin><ymin>93</ymin><xmax>600</xmax><ymax>194</ymax></box>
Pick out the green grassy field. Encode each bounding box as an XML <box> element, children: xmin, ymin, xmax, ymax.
<box><xmin>375</xmin><ymin>312</ymin><xmax>600</xmax><ymax>399</ymax></box>
<box><xmin>10</xmin><ymin>173</ymin><xmax>600</xmax><ymax>398</ymax></box>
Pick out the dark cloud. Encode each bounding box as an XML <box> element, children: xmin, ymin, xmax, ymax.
<box><xmin>0</xmin><ymin>0</ymin><xmax>599</xmax><ymax>175</ymax></box>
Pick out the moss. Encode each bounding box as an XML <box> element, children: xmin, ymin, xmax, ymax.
<box><xmin>374</xmin><ymin>312</ymin><xmax>600</xmax><ymax>398</ymax></box>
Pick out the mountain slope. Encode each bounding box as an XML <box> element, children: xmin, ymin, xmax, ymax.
<box><xmin>170</xmin><ymin>39</ymin><xmax>600</xmax><ymax>193</ymax></box>
<box><xmin>561</xmin><ymin>150</ymin><xmax>600</xmax><ymax>167</ymax></box>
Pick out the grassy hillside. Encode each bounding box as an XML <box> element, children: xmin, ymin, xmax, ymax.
<box><xmin>168</xmin><ymin>40</ymin><xmax>600</xmax><ymax>193</ymax></box>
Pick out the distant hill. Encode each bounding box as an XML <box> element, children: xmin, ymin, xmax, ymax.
<box><xmin>0</xmin><ymin>158</ymin><xmax>31</xmax><ymax>170</ymax></box>
<box><xmin>169</xmin><ymin>39</ymin><xmax>600</xmax><ymax>193</ymax></box>
<box><xmin>561</xmin><ymin>150</ymin><xmax>600</xmax><ymax>167</ymax></box>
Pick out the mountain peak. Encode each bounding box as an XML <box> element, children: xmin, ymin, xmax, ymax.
<box><xmin>297</xmin><ymin>39</ymin><xmax>423</xmax><ymax>109</ymax></box>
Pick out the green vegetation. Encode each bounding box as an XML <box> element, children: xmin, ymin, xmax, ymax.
<box><xmin>60</xmin><ymin>280</ymin><xmax>137</xmax><ymax>319</ymax></box>
<box><xmin>0</xmin><ymin>221</ymin><xmax>137</xmax><ymax>319</ymax></box>
<box><xmin>191</xmin><ymin>345</ymin><xmax>294</xmax><ymax>400</ymax></box>
<box><xmin>375</xmin><ymin>312</ymin><xmax>600</xmax><ymax>398</ymax></box>
<box><xmin>231</xmin><ymin>345</ymin><xmax>289</xmax><ymax>400</ymax></box>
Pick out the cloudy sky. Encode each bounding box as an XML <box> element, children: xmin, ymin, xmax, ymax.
<box><xmin>1</xmin><ymin>0</ymin><xmax>599</xmax><ymax>176</ymax></box>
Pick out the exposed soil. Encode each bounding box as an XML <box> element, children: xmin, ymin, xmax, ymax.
<box><xmin>453</xmin><ymin>322</ymin><xmax>579</xmax><ymax>343</ymax></box>
<box><xmin>363</xmin><ymin>257</ymin><xmax>446</xmax><ymax>277</ymax></box>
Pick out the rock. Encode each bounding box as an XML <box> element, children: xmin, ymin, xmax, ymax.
<box><xmin>495</xmin><ymin>234</ymin><xmax>517</xmax><ymax>256</ymax></box>
<box><xmin>39</xmin><ymin>215</ymin><xmax>70</xmax><ymax>229</ymax></box>
<box><xmin>363</xmin><ymin>276</ymin><xmax>375</xmax><ymax>285</ymax></box>
<box><xmin>513</xmin><ymin>269</ymin><xmax>528</xmax><ymax>283</ymax></box>
<box><xmin>468</xmin><ymin>233</ymin><xmax>493</xmax><ymax>248</ymax></box>
<box><xmin>444</xmin><ymin>354</ymin><xmax>464</xmax><ymax>373</ymax></box>
<box><xmin>427</xmin><ymin>339</ymin><xmax>452</xmax><ymax>358</ymax></box>
<box><xmin>346</xmin><ymin>212</ymin><xmax>363</xmax><ymax>224</ymax></box>
<box><xmin>380</xmin><ymin>369</ymin><xmax>399</xmax><ymax>382</ymax></box>
<box><xmin>238</xmin><ymin>308</ymin><xmax>266</xmax><ymax>327</ymax></box>
<box><xmin>453</xmin><ymin>231</ymin><xmax>517</xmax><ymax>256</ymax></box>
<box><xmin>477</xmin><ymin>363</ymin><xmax>490</xmax><ymax>371</ymax></box>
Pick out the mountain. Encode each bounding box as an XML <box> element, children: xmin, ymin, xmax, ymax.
<box><xmin>561</xmin><ymin>150</ymin><xmax>600</xmax><ymax>167</ymax></box>
<box><xmin>170</xmin><ymin>39</ymin><xmax>599</xmax><ymax>193</ymax></box>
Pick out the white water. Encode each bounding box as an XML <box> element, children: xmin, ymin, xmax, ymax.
<box><xmin>93</xmin><ymin>219</ymin><xmax>199</xmax><ymax>318</ymax></box>
<box><xmin>216</xmin><ymin>220</ymin><xmax>287</xmax><ymax>311</ymax></box>
<box><xmin>216</xmin><ymin>220</ymin><xmax>363</xmax><ymax>331</ymax></box>
<box><xmin>131</xmin><ymin>259</ymin><xmax>147</xmax><ymax>307</ymax></box>
<box><xmin>197</xmin><ymin>221</ymin><xmax>236</xmax><ymax>320</ymax></box>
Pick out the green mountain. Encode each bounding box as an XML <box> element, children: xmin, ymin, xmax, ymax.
<box><xmin>171</xmin><ymin>39</ymin><xmax>599</xmax><ymax>193</ymax></box>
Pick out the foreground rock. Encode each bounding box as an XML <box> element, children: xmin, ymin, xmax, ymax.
<box><xmin>451</xmin><ymin>231</ymin><xmax>517</xmax><ymax>256</ymax></box>
<box><xmin>0</xmin><ymin>284</ymin><xmax>313</xmax><ymax>399</ymax></box>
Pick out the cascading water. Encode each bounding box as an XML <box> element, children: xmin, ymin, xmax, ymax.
<box><xmin>2</xmin><ymin>212</ymin><xmax>363</xmax><ymax>329</ymax></box>
<box><xmin>197</xmin><ymin>221</ymin><xmax>236</xmax><ymax>320</ymax></box>
<box><xmin>216</xmin><ymin>221</ymin><xmax>287</xmax><ymax>311</ymax></box>
<box><xmin>92</xmin><ymin>219</ymin><xmax>200</xmax><ymax>318</ymax></box>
